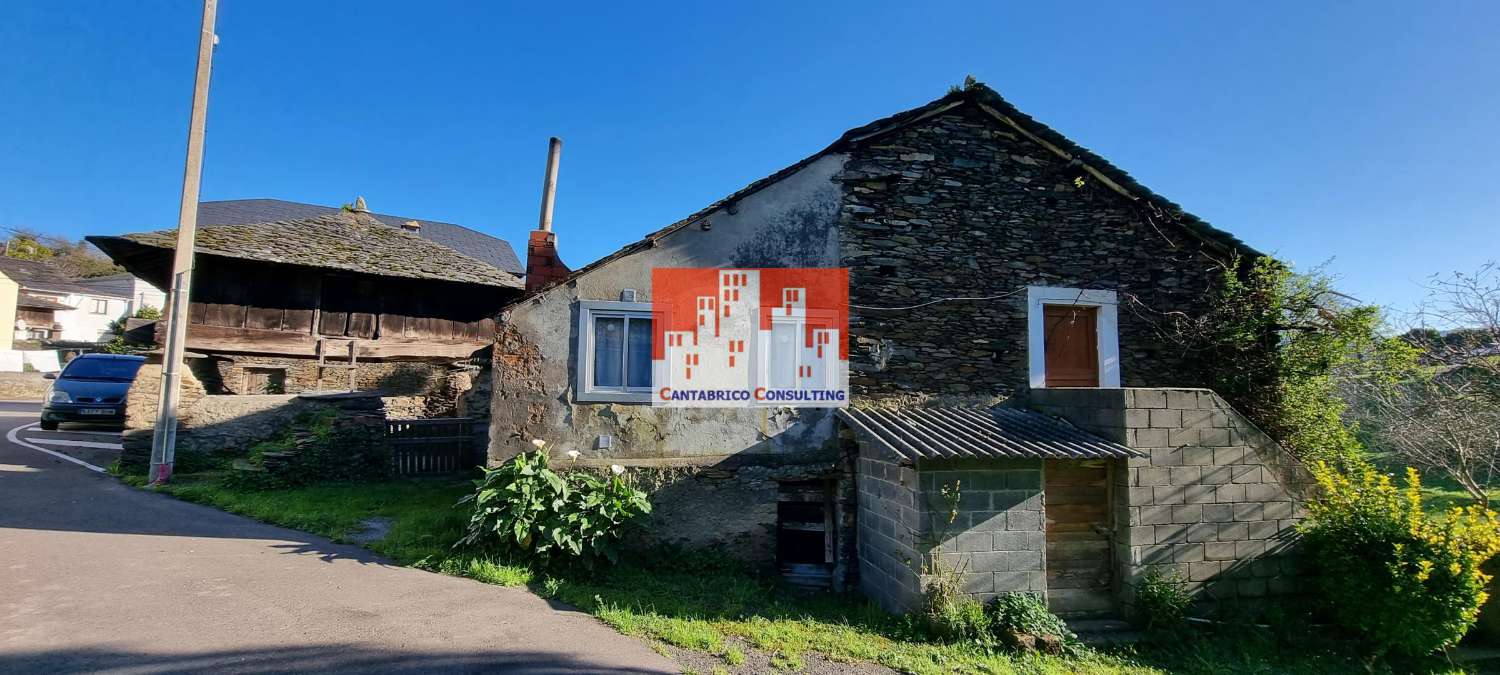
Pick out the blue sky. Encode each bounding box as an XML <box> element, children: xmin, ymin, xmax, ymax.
<box><xmin>2</xmin><ymin>1</ymin><xmax>1496</xmax><ymax>311</ymax></box>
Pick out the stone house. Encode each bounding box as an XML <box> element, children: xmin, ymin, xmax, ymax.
<box><xmin>488</xmin><ymin>84</ymin><xmax>1310</xmax><ymax>617</ymax></box>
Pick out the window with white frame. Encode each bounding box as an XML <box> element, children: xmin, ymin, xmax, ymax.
<box><xmin>1025</xmin><ymin>286</ymin><xmax>1122</xmax><ymax>389</ymax></box>
<box><xmin>91</xmin><ymin>299</ymin><xmax>109</xmax><ymax>314</ymax></box>
<box><xmin>576</xmin><ymin>300</ymin><xmax>654</xmax><ymax>403</ymax></box>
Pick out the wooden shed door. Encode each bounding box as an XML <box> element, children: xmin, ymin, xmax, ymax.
<box><xmin>1043</xmin><ymin>305</ymin><xmax>1099</xmax><ymax>387</ymax></box>
<box><xmin>1044</xmin><ymin>459</ymin><xmax>1114</xmax><ymax>617</ymax></box>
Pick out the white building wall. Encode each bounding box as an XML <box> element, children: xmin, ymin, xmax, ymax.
<box><xmin>56</xmin><ymin>292</ymin><xmax>131</xmax><ymax>343</ymax></box>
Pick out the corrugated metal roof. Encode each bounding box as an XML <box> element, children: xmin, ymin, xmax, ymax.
<box><xmin>838</xmin><ymin>406</ymin><xmax>1139</xmax><ymax>462</ymax></box>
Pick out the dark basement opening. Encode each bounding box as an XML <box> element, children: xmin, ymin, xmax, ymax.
<box><xmin>777</xmin><ymin>479</ymin><xmax>835</xmax><ymax>588</ymax></box>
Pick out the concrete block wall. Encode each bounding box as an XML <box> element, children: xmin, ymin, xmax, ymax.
<box><xmin>856</xmin><ymin>450</ymin><xmax>1047</xmax><ymax>614</ymax></box>
<box><xmin>857</xmin><ymin>451</ymin><xmax>923</xmax><ymax>613</ymax></box>
<box><xmin>918</xmin><ymin>457</ymin><xmax>1047</xmax><ymax>605</ymax></box>
<box><xmin>1026</xmin><ymin>387</ymin><xmax>1312</xmax><ymax>609</ymax></box>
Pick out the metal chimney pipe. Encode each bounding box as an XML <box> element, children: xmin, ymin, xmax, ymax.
<box><xmin>537</xmin><ymin>137</ymin><xmax>562</xmax><ymax>232</ymax></box>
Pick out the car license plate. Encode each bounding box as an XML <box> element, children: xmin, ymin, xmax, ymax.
<box><xmin>80</xmin><ymin>408</ymin><xmax>115</xmax><ymax>416</ymax></box>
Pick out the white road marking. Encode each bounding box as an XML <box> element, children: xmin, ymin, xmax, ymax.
<box><xmin>5</xmin><ymin>423</ymin><xmax>107</xmax><ymax>473</ymax></box>
<box><xmin>26</xmin><ymin>438</ymin><xmax>124</xmax><ymax>450</ymax></box>
<box><xmin>31</xmin><ymin>428</ymin><xmax>123</xmax><ymax>437</ymax></box>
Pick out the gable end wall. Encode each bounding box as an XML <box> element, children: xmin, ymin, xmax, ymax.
<box><xmin>840</xmin><ymin>106</ymin><xmax>1228</xmax><ymax>399</ymax></box>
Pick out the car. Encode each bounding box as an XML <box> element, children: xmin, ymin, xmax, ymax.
<box><xmin>40</xmin><ymin>353</ymin><xmax>147</xmax><ymax>431</ymax></box>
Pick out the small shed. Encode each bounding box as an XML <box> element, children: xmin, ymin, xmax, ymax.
<box><xmin>842</xmin><ymin>405</ymin><xmax>1138</xmax><ymax>616</ymax></box>
<box><xmin>841</xmin><ymin>388</ymin><xmax>1312</xmax><ymax>619</ymax></box>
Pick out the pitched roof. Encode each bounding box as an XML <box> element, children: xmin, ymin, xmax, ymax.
<box><xmin>838</xmin><ymin>406</ymin><xmax>1139</xmax><ymax>463</ymax></box>
<box><xmin>88</xmin><ymin>211</ymin><xmax>523</xmax><ymax>289</ymax></box>
<box><xmin>531</xmin><ymin>82</ymin><xmax>1261</xmax><ymax>300</ymax></box>
<box><xmin>0</xmin><ymin>257</ymin><xmax>95</xmax><ymax>295</ymax></box>
<box><xmin>16</xmin><ymin>293</ymin><xmax>75</xmax><ymax>311</ymax></box>
<box><xmin>198</xmin><ymin>199</ymin><xmax>522</xmax><ymax>274</ymax></box>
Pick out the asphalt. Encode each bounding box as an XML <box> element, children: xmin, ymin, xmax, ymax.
<box><xmin>0</xmin><ymin>402</ymin><xmax>675</xmax><ymax>674</ymax></box>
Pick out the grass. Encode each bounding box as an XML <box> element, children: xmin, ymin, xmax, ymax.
<box><xmin>124</xmin><ymin>471</ymin><xmax>1476</xmax><ymax>674</ymax></box>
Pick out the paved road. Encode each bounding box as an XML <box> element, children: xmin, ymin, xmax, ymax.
<box><xmin>0</xmin><ymin>402</ymin><xmax>674</xmax><ymax>674</ymax></box>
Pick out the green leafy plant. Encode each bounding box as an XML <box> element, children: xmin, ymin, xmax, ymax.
<box><xmin>1165</xmin><ymin>256</ymin><xmax>1418</xmax><ymax>468</ymax></box>
<box><xmin>1300</xmin><ymin>462</ymin><xmax>1500</xmax><ymax>657</ymax></box>
<box><xmin>1131</xmin><ymin>567</ymin><xmax>1192</xmax><ymax>632</ymax></box>
<box><xmin>455</xmin><ymin>443</ymin><xmax>652</xmax><ymax>566</ymax></box>
<box><xmin>987</xmin><ymin>592</ymin><xmax>1073</xmax><ymax>642</ymax></box>
<box><xmin>133</xmin><ymin>305</ymin><xmax>162</xmax><ymax>320</ymax></box>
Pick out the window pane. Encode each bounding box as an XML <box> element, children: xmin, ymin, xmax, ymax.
<box><xmin>593</xmin><ymin>317</ymin><xmax>624</xmax><ymax>388</ymax></box>
<box><xmin>626</xmin><ymin>317</ymin><xmax>653</xmax><ymax>388</ymax></box>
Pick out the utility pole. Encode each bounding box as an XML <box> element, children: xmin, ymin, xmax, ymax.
<box><xmin>150</xmin><ymin>0</ymin><xmax>218</xmax><ymax>484</ymax></box>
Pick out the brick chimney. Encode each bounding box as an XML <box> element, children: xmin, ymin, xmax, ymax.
<box><xmin>525</xmin><ymin>137</ymin><xmax>570</xmax><ymax>292</ymax></box>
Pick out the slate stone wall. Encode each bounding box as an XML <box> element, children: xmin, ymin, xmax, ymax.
<box><xmin>838</xmin><ymin>107</ymin><xmax>1229</xmax><ymax>399</ymax></box>
<box><xmin>1026</xmin><ymin>387</ymin><xmax>1312</xmax><ymax>610</ymax></box>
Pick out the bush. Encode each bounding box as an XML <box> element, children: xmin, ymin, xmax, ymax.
<box><xmin>455</xmin><ymin>445</ymin><xmax>651</xmax><ymax>566</ymax></box>
<box><xmin>1301</xmin><ymin>462</ymin><xmax>1500</xmax><ymax>656</ymax></box>
<box><xmin>987</xmin><ymin>592</ymin><xmax>1072</xmax><ymax>642</ymax></box>
<box><xmin>1132</xmin><ymin>567</ymin><xmax>1192</xmax><ymax>631</ymax></box>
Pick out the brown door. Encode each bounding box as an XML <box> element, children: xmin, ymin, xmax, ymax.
<box><xmin>1044</xmin><ymin>459</ymin><xmax>1115</xmax><ymax>617</ymax></box>
<box><xmin>1043</xmin><ymin>305</ymin><xmax>1099</xmax><ymax>387</ymax></box>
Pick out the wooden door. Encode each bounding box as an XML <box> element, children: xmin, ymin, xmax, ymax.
<box><xmin>1044</xmin><ymin>459</ymin><xmax>1115</xmax><ymax>617</ymax></box>
<box><xmin>1043</xmin><ymin>305</ymin><xmax>1099</xmax><ymax>387</ymax></box>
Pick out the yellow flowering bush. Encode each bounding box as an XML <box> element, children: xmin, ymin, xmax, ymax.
<box><xmin>1301</xmin><ymin>462</ymin><xmax>1500</xmax><ymax>655</ymax></box>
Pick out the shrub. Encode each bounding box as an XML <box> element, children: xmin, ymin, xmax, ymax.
<box><xmin>1131</xmin><ymin>567</ymin><xmax>1192</xmax><ymax>631</ymax></box>
<box><xmin>455</xmin><ymin>444</ymin><xmax>651</xmax><ymax>566</ymax></box>
<box><xmin>987</xmin><ymin>592</ymin><xmax>1073</xmax><ymax>642</ymax></box>
<box><xmin>1300</xmin><ymin>462</ymin><xmax>1500</xmax><ymax>656</ymax></box>
<box><xmin>922</xmin><ymin>572</ymin><xmax>992</xmax><ymax>644</ymax></box>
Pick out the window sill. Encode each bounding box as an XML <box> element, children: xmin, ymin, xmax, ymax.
<box><xmin>574</xmin><ymin>390</ymin><xmax>654</xmax><ymax>404</ymax></box>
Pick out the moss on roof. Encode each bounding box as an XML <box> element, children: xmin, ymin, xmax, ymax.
<box><xmin>96</xmin><ymin>211</ymin><xmax>522</xmax><ymax>289</ymax></box>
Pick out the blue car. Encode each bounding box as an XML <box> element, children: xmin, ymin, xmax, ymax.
<box><xmin>40</xmin><ymin>353</ymin><xmax>147</xmax><ymax>430</ymax></box>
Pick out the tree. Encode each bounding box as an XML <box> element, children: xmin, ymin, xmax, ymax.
<box><xmin>1165</xmin><ymin>256</ymin><xmax>1417</xmax><ymax>467</ymax></box>
<box><xmin>1350</xmin><ymin>263</ymin><xmax>1500</xmax><ymax>504</ymax></box>
<box><xmin>3</xmin><ymin>229</ymin><xmax>123</xmax><ymax>277</ymax></box>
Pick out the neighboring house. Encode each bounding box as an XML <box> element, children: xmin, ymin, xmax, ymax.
<box><xmin>73</xmin><ymin>273</ymin><xmax>167</xmax><ymax>316</ymax></box>
<box><xmin>89</xmin><ymin>205</ymin><xmax>524</xmax><ymax>396</ymax></box>
<box><xmin>0</xmin><ymin>257</ymin><xmax>144</xmax><ymax>344</ymax></box>
<box><xmin>487</xmin><ymin>84</ymin><xmax>1310</xmax><ymax>617</ymax></box>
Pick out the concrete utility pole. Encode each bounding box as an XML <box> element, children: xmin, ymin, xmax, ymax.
<box><xmin>149</xmin><ymin>0</ymin><xmax>218</xmax><ymax>484</ymax></box>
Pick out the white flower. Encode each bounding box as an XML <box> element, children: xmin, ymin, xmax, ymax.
<box><xmin>610</xmin><ymin>464</ymin><xmax>625</xmax><ymax>475</ymax></box>
<box><xmin>531</xmin><ymin>438</ymin><xmax>547</xmax><ymax>449</ymax></box>
<box><xmin>566</xmin><ymin>450</ymin><xmax>581</xmax><ymax>461</ymax></box>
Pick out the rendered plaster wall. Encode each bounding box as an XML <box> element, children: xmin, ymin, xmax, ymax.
<box><xmin>489</xmin><ymin>154</ymin><xmax>850</xmax><ymax>465</ymax></box>
<box><xmin>489</xmin><ymin>155</ymin><xmax>852</xmax><ymax>562</ymax></box>
<box><xmin>1026</xmin><ymin>387</ymin><xmax>1312</xmax><ymax>610</ymax></box>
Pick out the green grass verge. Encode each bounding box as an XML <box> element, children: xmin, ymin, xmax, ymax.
<box><xmin>126</xmin><ymin>472</ymin><xmax>1472</xmax><ymax>674</ymax></box>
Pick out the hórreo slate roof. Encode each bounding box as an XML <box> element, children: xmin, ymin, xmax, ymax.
<box><xmin>88</xmin><ymin>211</ymin><xmax>522</xmax><ymax>289</ymax></box>
<box><xmin>838</xmin><ymin>406</ymin><xmax>1139</xmax><ymax>462</ymax></box>
<box><xmin>198</xmin><ymin>199</ymin><xmax>522</xmax><ymax>274</ymax></box>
